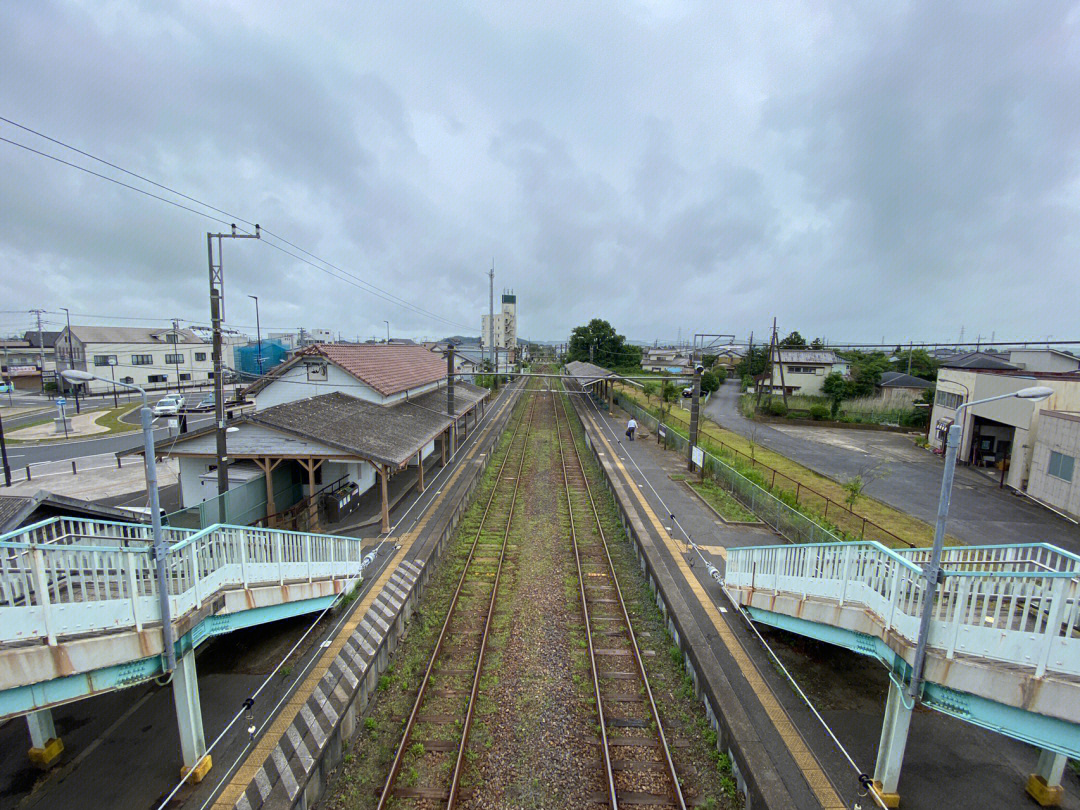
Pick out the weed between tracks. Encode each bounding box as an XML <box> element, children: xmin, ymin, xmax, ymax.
<box><xmin>325</xmin><ymin>390</ymin><xmax>737</xmax><ymax>809</ymax></box>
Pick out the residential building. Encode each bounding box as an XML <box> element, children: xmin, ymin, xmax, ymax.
<box><xmin>877</xmin><ymin>371</ymin><xmax>934</xmax><ymax>406</ymax></box>
<box><xmin>1006</xmin><ymin>349</ymin><xmax>1080</xmax><ymax>374</ymax></box>
<box><xmin>711</xmin><ymin>346</ymin><xmax>746</xmax><ymax>372</ymax></box>
<box><xmin>764</xmin><ymin>350</ymin><xmax>850</xmax><ymax>396</ymax></box>
<box><xmin>929</xmin><ymin>364</ymin><xmax>1080</xmax><ymax>491</ymax></box>
<box><xmin>1026</xmin><ymin>411</ymin><xmax>1080</xmax><ymax>520</ymax></box>
<box><xmin>481</xmin><ymin>291</ymin><xmax>517</xmax><ymax>356</ymax></box>
<box><xmin>161</xmin><ymin>344</ymin><xmax>489</xmax><ymax>531</ymax></box>
<box><xmin>56</xmin><ymin>326</ymin><xmax>215</xmax><ymax>395</ymax></box>
<box><xmin>244</xmin><ymin>343</ymin><xmax>450</xmax><ymax>410</ymax></box>
<box><xmin>641</xmin><ymin>347</ymin><xmax>690</xmax><ymax>374</ymax></box>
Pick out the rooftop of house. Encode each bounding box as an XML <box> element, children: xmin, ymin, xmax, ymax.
<box><xmin>879</xmin><ymin>371</ymin><xmax>934</xmax><ymax>389</ymax></box>
<box><xmin>776</xmin><ymin>350</ymin><xmax>844</xmax><ymax>364</ymax></box>
<box><xmin>22</xmin><ymin>331</ymin><xmax>63</xmax><ymax>349</ymax></box>
<box><xmin>0</xmin><ymin>491</ymin><xmax>143</xmax><ymax>535</ymax></box>
<box><xmin>66</xmin><ymin>326</ymin><xmax>205</xmax><ymax>345</ymax></box>
<box><xmin>246</xmin><ymin>343</ymin><xmax>448</xmax><ymax>398</ymax></box>
<box><xmin>939</xmin><ymin>351</ymin><xmax>1020</xmax><ymax>370</ymax></box>
<box><xmin>1042</xmin><ymin>410</ymin><xmax>1080</xmax><ymax>425</ymax></box>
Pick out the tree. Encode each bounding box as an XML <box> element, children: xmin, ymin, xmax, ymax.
<box><xmin>702</xmin><ymin>354</ymin><xmax>718</xmax><ymax>369</ymax></box>
<box><xmin>701</xmin><ymin>370</ymin><xmax>721</xmax><ymax>394</ymax></box>
<box><xmin>735</xmin><ymin>345</ymin><xmax>769</xmax><ymax>379</ymax></box>
<box><xmin>810</xmin><ymin>337</ymin><xmax>825</xmax><ymax>349</ymax></box>
<box><xmin>890</xmin><ymin>349</ymin><xmax>939</xmax><ymax>381</ymax></box>
<box><xmin>714</xmin><ymin>367</ymin><xmax>728</xmax><ymax>384</ymax></box>
<box><xmin>839</xmin><ymin>350</ymin><xmax>889</xmax><ymax>397</ymax></box>
<box><xmin>566</xmin><ymin>319</ymin><xmax>640</xmax><ymax>371</ymax></box>
<box><xmin>822</xmin><ymin>372</ymin><xmax>849</xmax><ymax>418</ymax></box>
<box><xmin>780</xmin><ymin>330</ymin><xmax>807</xmax><ymax>348</ymax></box>
<box><xmin>642</xmin><ymin>380</ymin><xmax>659</xmax><ymax>402</ymax></box>
<box><xmin>661</xmin><ymin>381</ymin><xmax>680</xmax><ymax>403</ymax></box>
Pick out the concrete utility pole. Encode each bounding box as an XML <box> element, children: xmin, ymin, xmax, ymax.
<box><xmin>488</xmin><ymin>261</ymin><xmax>495</xmax><ymax>374</ymax></box>
<box><xmin>30</xmin><ymin>309</ymin><xmax>46</xmax><ymax>394</ymax></box>
<box><xmin>248</xmin><ymin>295</ymin><xmax>262</xmax><ymax>377</ymax></box>
<box><xmin>60</xmin><ymin>307</ymin><xmax>80</xmax><ymax>413</ymax></box>
<box><xmin>172</xmin><ymin>318</ymin><xmax>184</xmax><ymax>394</ymax></box>
<box><xmin>207</xmin><ymin>224</ymin><xmax>260</xmax><ymax>520</ymax></box>
<box><xmin>688</xmin><ymin>364</ymin><xmax>702</xmax><ymax>472</ymax></box>
<box><xmin>446</xmin><ymin>346</ymin><xmax>456</xmax><ymax>454</ymax></box>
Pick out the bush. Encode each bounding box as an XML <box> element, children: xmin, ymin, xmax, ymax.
<box><xmin>766</xmin><ymin>399</ymin><xmax>788</xmax><ymax>417</ymax></box>
<box><xmin>809</xmin><ymin>404</ymin><xmax>830</xmax><ymax>421</ymax></box>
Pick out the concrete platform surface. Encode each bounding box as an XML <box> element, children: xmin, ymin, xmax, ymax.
<box><xmin>585</xmin><ymin>393</ymin><xmax>1079</xmax><ymax>810</ymax></box>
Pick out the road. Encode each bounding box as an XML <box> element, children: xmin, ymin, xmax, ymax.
<box><xmin>703</xmin><ymin>380</ymin><xmax>1080</xmax><ymax>552</ymax></box>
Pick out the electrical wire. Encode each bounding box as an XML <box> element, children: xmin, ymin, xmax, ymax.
<box><xmin>571</xmin><ymin>383</ymin><xmax>887</xmax><ymax>809</ymax></box>
<box><xmin>155</xmin><ymin>378</ymin><xmax>524</xmax><ymax>810</ymax></box>
<box><xmin>0</xmin><ymin>124</ymin><xmax>474</xmax><ymax>333</ymax></box>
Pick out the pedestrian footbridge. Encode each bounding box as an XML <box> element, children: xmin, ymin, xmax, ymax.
<box><xmin>724</xmin><ymin>540</ymin><xmax>1080</xmax><ymax>807</ymax></box>
<box><xmin>0</xmin><ymin>516</ymin><xmax>371</xmax><ymax>778</ymax></box>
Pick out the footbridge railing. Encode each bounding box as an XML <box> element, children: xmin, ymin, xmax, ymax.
<box><xmin>0</xmin><ymin>517</ymin><xmax>368</xmax><ymax>645</ymax></box>
<box><xmin>724</xmin><ymin>541</ymin><xmax>1080</xmax><ymax>679</ymax></box>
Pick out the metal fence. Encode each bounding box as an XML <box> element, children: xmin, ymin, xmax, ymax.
<box><xmin>615</xmin><ymin>394</ymin><xmax>845</xmax><ymax>546</ymax></box>
<box><xmin>615</xmin><ymin>391</ymin><xmax>914</xmax><ymax>547</ymax></box>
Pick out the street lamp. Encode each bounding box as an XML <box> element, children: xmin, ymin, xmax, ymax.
<box><xmin>59</xmin><ymin>307</ymin><xmax>80</xmax><ymax>414</ymax></box>
<box><xmin>384</xmin><ymin>320</ymin><xmax>390</xmax><ymax>344</ymax></box>
<box><xmin>908</xmin><ymin>385</ymin><xmax>1054</xmax><ymax>700</ymax></box>
<box><xmin>62</xmin><ymin>369</ymin><xmax>176</xmax><ymax>673</ymax></box>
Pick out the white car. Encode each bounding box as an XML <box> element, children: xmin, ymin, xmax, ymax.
<box><xmin>152</xmin><ymin>395</ymin><xmax>186</xmax><ymax>416</ymax></box>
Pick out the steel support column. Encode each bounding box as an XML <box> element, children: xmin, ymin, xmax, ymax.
<box><xmin>1027</xmin><ymin>749</ymin><xmax>1067</xmax><ymax>806</ymax></box>
<box><xmin>172</xmin><ymin>648</ymin><xmax>211</xmax><ymax>781</ymax></box>
<box><xmin>872</xmin><ymin>676</ymin><xmax>913</xmax><ymax>807</ymax></box>
<box><xmin>26</xmin><ymin>708</ymin><xmax>63</xmax><ymax>768</ymax></box>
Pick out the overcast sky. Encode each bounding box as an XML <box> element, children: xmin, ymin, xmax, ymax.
<box><xmin>1</xmin><ymin>2</ymin><xmax>1078</xmax><ymax>346</ymax></box>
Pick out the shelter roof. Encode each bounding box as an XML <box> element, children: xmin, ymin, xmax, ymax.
<box><xmin>565</xmin><ymin>360</ymin><xmax>615</xmax><ymax>386</ymax></box>
<box><xmin>0</xmin><ymin>491</ymin><xmax>142</xmax><ymax>535</ymax></box>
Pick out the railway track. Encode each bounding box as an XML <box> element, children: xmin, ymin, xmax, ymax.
<box><xmin>376</xmin><ymin>385</ymin><xmax>538</xmax><ymax>810</ymax></box>
<box><xmin>552</xmin><ymin>384</ymin><xmax>688</xmax><ymax>810</ymax></box>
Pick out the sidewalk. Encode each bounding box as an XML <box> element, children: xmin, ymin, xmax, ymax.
<box><xmin>586</xmin><ymin>395</ymin><xmax>1078</xmax><ymax>810</ymax></box>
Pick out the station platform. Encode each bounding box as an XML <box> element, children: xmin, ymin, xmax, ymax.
<box><xmin>573</xmin><ymin>393</ymin><xmax>1080</xmax><ymax>810</ymax></box>
<box><xmin>204</xmin><ymin>380</ymin><xmax>524</xmax><ymax>810</ymax></box>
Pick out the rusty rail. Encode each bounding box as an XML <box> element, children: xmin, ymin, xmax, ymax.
<box><xmin>376</xmin><ymin>383</ymin><xmax>538</xmax><ymax>810</ymax></box>
<box><xmin>553</xmin><ymin>383</ymin><xmax>687</xmax><ymax>810</ymax></box>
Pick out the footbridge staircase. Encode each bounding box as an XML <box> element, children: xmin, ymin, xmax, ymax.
<box><xmin>724</xmin><ymin>540</ymin><xmax>1080</xmax><ymax>806</ymax></box>
<box><xmin>0</xmin><ymin>516</ymin><xmax>372</xmax><ymax>778</ymax></box>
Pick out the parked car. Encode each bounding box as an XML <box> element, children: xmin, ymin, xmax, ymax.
<box><xmin>682</xmin><ymin>387</ymin><xmax>693</xmax><ymax>398</ymax></box>
<box><xmin>194</xmin><ymin>393</ymin><xmax>216</xmax><ymax>411</ymax></box>
<box><xmin>152</xmin><ymin>395</ymin><xmax>185</xmax><ymax>416</ymax></box>
<box><xmin>0</xmin><ymin>381</ymin><xmax>12</xmax><ymax>393</ymax></box>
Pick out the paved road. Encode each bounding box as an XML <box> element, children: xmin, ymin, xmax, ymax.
<box><xmin>704</xmin><ymin>381</ymin><xmax>1080</xmax><ymax>553</ymax></box>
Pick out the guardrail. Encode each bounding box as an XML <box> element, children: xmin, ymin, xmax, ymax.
<box><xmin>725</xmin><ymin>541</ymin><xmax>1080</xmax><ymax>679</ymax></box>
<box><xmin>0</xmin><ymin>517</ymin><xmax>366</xmax><ymax>645</ymax></box>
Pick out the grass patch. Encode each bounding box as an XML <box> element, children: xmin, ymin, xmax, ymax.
<box><xmin>689</xmin><ymin>479</ymin><xmax>759</xmax><ymax>523</ymax></box>
<box><xmin>94</xmin><ymin>403</ymin><xmax>141</xmax><ymax>433</ymax></box>
<box><xmin>621</xmin><ymin>385</ymin><xmax>938</xmax><ymax>547</ymax></box>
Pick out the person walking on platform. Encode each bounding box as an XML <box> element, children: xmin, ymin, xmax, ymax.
<box><xmin>626</xmin><ymin>417</ymin><xmax>637</xmax><ymax>441</ymax></box>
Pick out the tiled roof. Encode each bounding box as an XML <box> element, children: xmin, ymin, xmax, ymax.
<box><xmin>252</xmin><ymin>392</ymin><xmax>463</xmax><ymax>467</ymax></box>
<box><xmin>940</xmin><ymin>351</ymin><xmax>1019</xmax><ymax>370</ymax></box>
<box><xmin>22</xmin><ymin>331</ymin><xmax>62</xmax><ymax>349</ymax></box>
<box><xmin>776</xmin><ymin>350</ymin><xmax>843</xmax><ymax>364</ymax></box>
<box><xmin>301</xmin><ymin>343</ymin><xmax>447</xmax><ymax>396</ymax></box>
<box><xmin>879</xmin><ymin>371</ymin><xmax>933</xmax><ymax>388</ymax></box>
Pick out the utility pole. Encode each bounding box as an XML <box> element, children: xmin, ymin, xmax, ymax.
<box><xmin>773</xmin><ymin>318</ymin><xmax>789</xmax><ymax>410</ymax></box>
<box><xmin>172</xmin><ymin>318</ymin><xmax>184</xmax><ymax>394</ymax></box>
<box><xmin>0</xmin><ymin>410</ymin><xmax>11</xmax><ymax>487</ymax></box>
<box><xmin>30</xmin><ymin>309</ymin><xmax>46</xmax><ymax>394</ymax></box>
<box><xmin>907</xmin><ymin>340</ymin><xmax>913</xmax><ymax>375</ymax></box>
<box><xmin>207</xmin><ymin>224</ymin><xmax>260</xmax><ymax>517</ymax></box>
<box><xmin>688</xmin><ymin>364</ymin><xmax>702</xmax><ymax>472</ymax></box>
<box><xmin>60</xmin><ymin>307</ymin><xmax>80</xmax><ymax>413</ymax></box>
<box><xmin>384</xmin><ymin>320</ymin><xmax>390</xmax><ymax>344</ymax></box>
<box><xmin>248</xmin><ymin>295</ymin><xmax>262</xmax><ymax>378</ymax></box>
<box><xmin>447</xmin><ymin>345</ymin><xmax>455</xmax><ymax>454</ymax></box>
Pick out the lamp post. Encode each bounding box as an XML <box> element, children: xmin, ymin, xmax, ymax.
<box><xmin>248</xmin><ymin>295</ymin><xmax>263</xmax><ymax>378</ymax></box>
<box><xmin>907</xmin><ymin>385</ymin><xmax>1054</xmax><ymax>700</ymax></box>
<box><xmin>59</xmin><ymin>308</ymin><xmax>80</xmax><ymax>414</ymax></box>
<box><xmin>62</xmin><ymin>369</ymin><xmax>176</xmax><ymax>673</ymax></box>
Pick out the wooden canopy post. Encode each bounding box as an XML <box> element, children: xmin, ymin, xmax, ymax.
<box><xmin>298</xmin><ymin>458</ymin><xmax>324</xmax><ymax>530</ymax></box>
<box><xmin>416</xmin><ymin>450</ymin><xmax>425</xmax><ymax>493</ymax></box>
<box><xmin>379</xmin><ymin>464</ymin><xmax>390</xmax><ymax>533</ymax></box>
<box><xmin>440</xmin><ymin>430</ymin><xmax>448</xmax><ymax>466</ymax></box>
<box><xmin>254</xmin><ymin>457</ymin><xmax>283</xmax><ymax>525</ymax></box>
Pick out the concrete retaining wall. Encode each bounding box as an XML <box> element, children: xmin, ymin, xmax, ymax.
<box><xmin>226</xmin><ymin>391</ymin><xmax>519</xmax><ymax>810</ymax></box>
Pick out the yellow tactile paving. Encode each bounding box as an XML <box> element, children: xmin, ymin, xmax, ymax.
<box><xmin>582</xmin><ymin>409</ymin><xmax>847</xmax><ymax>810</ymax></box>
<box><xmin>212</xmin><ymin>389</ymin><xmax>519</xmax><ymax>809</ymax></box>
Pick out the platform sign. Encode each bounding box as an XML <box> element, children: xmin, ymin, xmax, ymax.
<box><xmin>691</xmin><ymin>445</ymin><xmax>704</xmax><ymax>468</ymax></box>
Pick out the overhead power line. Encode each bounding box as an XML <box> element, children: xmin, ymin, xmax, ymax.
<box><xmin>0</xmin><ymin>118</ymin><xmax>475</xmax><ymax>333</ymax></box>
